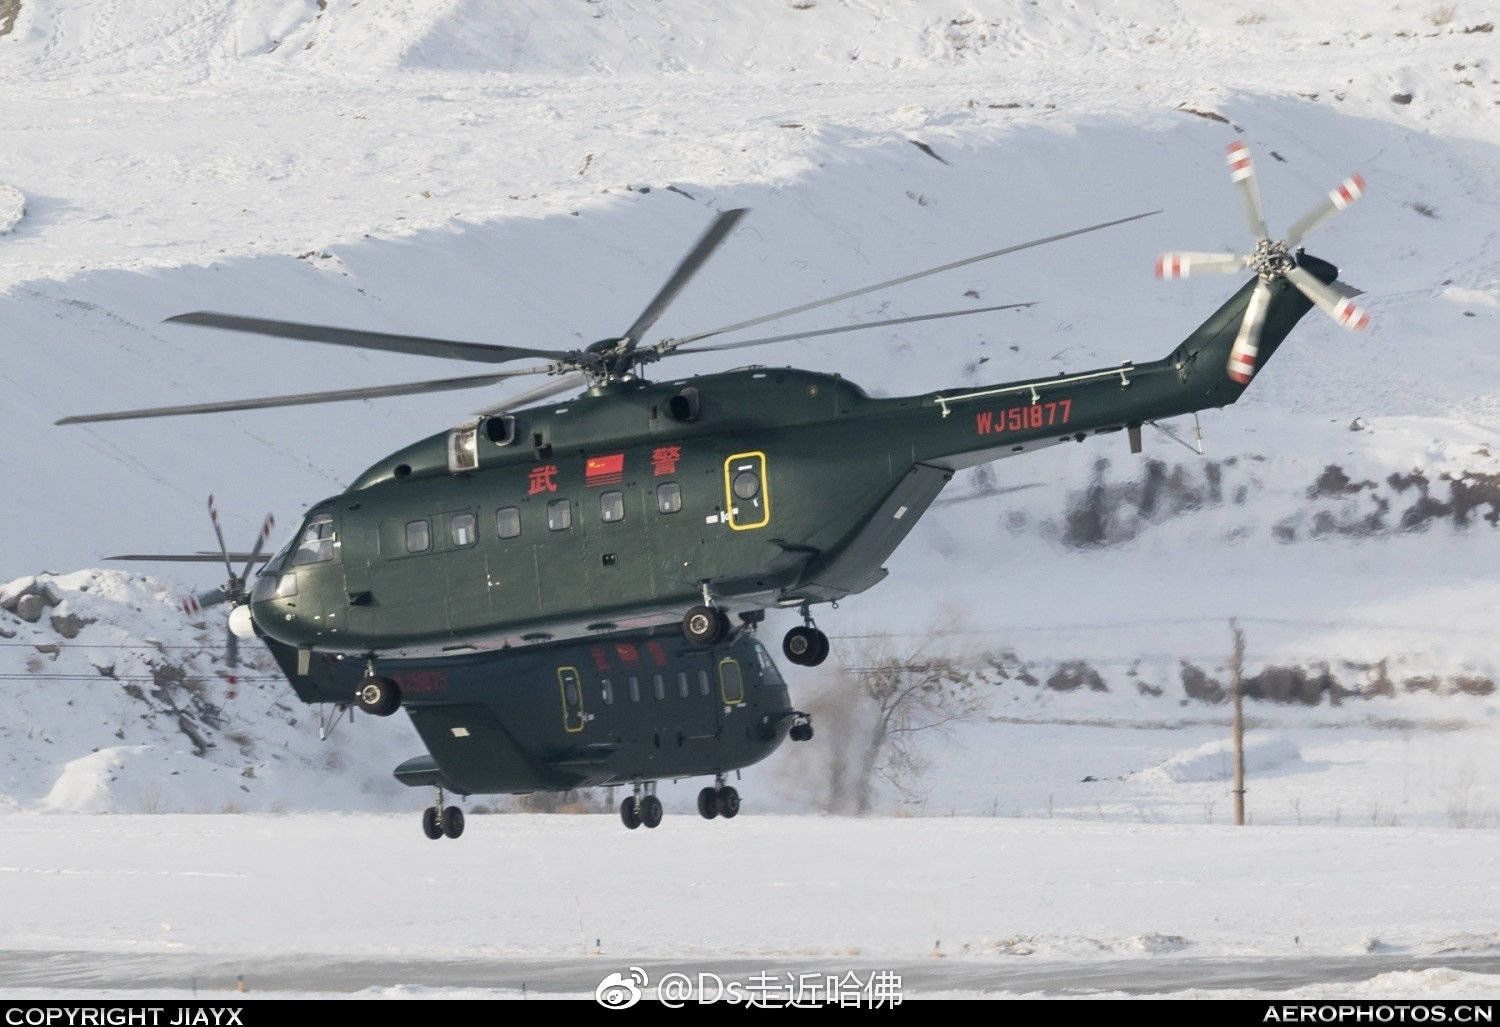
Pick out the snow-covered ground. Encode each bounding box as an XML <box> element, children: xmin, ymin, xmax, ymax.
<box><xmin>1</xmin><ymin>812</ymin><xmax>1500</xmax><ymax>997</ymax></box>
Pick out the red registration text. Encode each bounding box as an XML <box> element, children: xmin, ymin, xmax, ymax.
<box><xmin>975</xmin><ymin>399</ymin><xmax>1072</xmax><ymax>436</ymax></box>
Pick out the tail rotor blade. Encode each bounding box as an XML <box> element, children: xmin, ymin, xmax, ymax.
<box><xmin>1155</xmin><ymin>252</ymin><xmax>1249</xmax><ymax>279</ymax></box>
<box><xmin>1227</xmin><ymin>280</ymin><xmax>1272</xmax><ymax>385</ymax></box>
<box><xmin>1225</xmin><ymin>142</ymin><xmax>1270</xmax><ymax>242</ymax></box>
<box><xmin>226</xmin><ymin>627</ymin><xmax>239</xmax><ymax>669</ymax></box>
<box><xmin>183</xmin><ymin>587</ymin><xmax>227</xmax><ymax>617</ymax></box>
<box><xmin>1285</xmin><ymin>174</ymin><xmax>1366</xmax><ymax>248</ymax></box>
<box><xmin>1285</xmin><ymin>266</ymin><xmax>1371</xmax><ymax>330</ymax></box>
<box><xmin>240</xmin><ymin>514</ymin><xmax>276</xmax><ymax>582</ymax></box>
<box><xmin>206</xmin><ymin>495</ymin><xmax>235</xmax><ymax>581</ymax></box>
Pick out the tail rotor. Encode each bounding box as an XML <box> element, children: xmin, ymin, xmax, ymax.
<box><xmin>109</xmin><ymin>496</ymin><xmax>276</xmax><ymax>669</ymax></box>
<box><xmin>1156</xmin><ymin>142</ymin><xmax>1372</xmax><ymax>384</ymax></box>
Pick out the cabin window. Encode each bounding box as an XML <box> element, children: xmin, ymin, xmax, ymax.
<box><xmin>657</xmin><ymin>482</ymin><xmax>682</xmax><ymax>514</ymax></box>
<box><xmin>292</xmin><ymin>513</ymin><xmax>335</xmax><ymax>565</ymax></box>
<box><xmin>677</xmin><ymin>671</ymin><xmax>690</xmax><ymax>699</ymax></box>
<box><xmin>628</xmin><ymin>676</ymin><xmax>640</xmax><ymax>703</ymax></box>
<box><xmin>547</xmin><ymin>499</ymin><xmax>572</xmax><ymax>531</ymax></box>
<box><xmin>719</xmin><ymin>658</ymin><xmax>745</xmax><ymax>705</ymax></box>
<box><xmin>404</xmin><ymin>519</ymin><xmax>431</xmax><ymax>553</ymax></box>
<box><xmin>653</xmin><ymin>673</ymin><xmax>665</xmax><ymax>701</ymax></box>
<box><xmin>600</xmin><ymin>491</ymin><xmax>625</xmax><ymax>523</ymax></box>
<box><xmin>447</xmin><ymin>422</ymin><xmax>479</xmax><ymax>473</ymax></box>
<box><xmin>601</xmin><ymin>678</ymin><xmax>613</xmax><ymax>705</ymax></box>
<box><xmin>698</xmin><ymin>669</ymin><xmax>711</xmax><ymax>697</ymax></box>
<box><xmin>450</xmin><ymin>513</ymin><xmax>476</xmax><ymax>547</ymax></box>
<box><xmin>732</xmin><ymin>470</ymin><xmax>761</xmax><ymax>500</ymax></box>
<box><xmin>496</xmin><ymin>506</ymin><xmax>521</xmax><ymax>539</ymax></box>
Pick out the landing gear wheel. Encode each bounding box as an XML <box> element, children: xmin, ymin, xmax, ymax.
<box><xmin>716</xmin><ymin>786</ymin><xmax>741</xmax><ymax>819</ymax></box>
<box><xmin>697</xmin><ymin>787</ymin><xmax>720</xmax><ymax>820</ymax></box>
<box><xmin>441</xmin><ymin>806</ymin><xmax>465</xmax><ymax>839</ymax></box>
<box><xmin>421</xmin><ymin>806</ymin><xmax>443</xmax><ymax>840</ymax></box>
<box><xmin>682</xmin><ymin>605</ymin><xmax>725</xmax><ymax>648</ymax></box>
<box><xmin>783</xmin><ymin>626</ymin><xmax>820</xmax><ymax>665</ymax></box>
<box><xmin>783</xmin><ymin>627</ymin><xmax>830</xmax><ymax>666</ymax></box>
<box><xmin>355</xmin><ymin>676</ymin><xmax>401</xmax><ymax>717</ymax></box>
<box><xmin>620</xmin><ymin>796</ymin><xmax>641</xmax><ymax>830</ymax></box>
<box><xmin>790</xmin><ymin>720</ymin><xmax>814</xmax><ymax>742</ymax></box>
<box><xmin>640</xmin><ymin>795</ymin><xmax>664</xmax><ymax>829</ymax></box>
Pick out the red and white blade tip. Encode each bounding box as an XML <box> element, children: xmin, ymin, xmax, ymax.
<box><xmin>1333</xmin><ymin>297</ymin><xmax>1370</xmax><ymax>331</ymax></box>
<box><xmin>1331</xmin><ymin>174</ymin><xmax>1366</xmax><ymax>210</ymax></box>
<box><xmin>1155</xmin><ymin>254</ymin><xmax>1186</xmax><ymax>279</ymax></box>
<box><xmin>1226</xmin><ymin>141</ymin><xmax>1254</xmax><ymax>182</ymax></box>
<box><xmin>183</xmin><ymin>595</ymin><xmax>201</xmax><ymax>616</ymax></box>
<box><xmin>1227</xmin><ymin>360</ymin><xmax>1255</xmax><ymax>385</ymax></box>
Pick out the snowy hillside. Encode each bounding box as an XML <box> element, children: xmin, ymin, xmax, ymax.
<box><xmin>1</xmin><ymin>1</ymin><xmax>1499</xmax><ymax>815</ymax></box>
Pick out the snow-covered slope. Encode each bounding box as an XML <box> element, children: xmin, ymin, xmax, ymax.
<box><xmin>1</xmin><ymin>1</ymin><xmax>1498</xmax><ymax>814</ymax></box>
<box><xmin>0</xmin><ymin>569</ymin><xmax>420</xmax><ymax>812</ymax></box>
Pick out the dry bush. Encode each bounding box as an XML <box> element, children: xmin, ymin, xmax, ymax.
<box><xmin>776</xmin><ymin>631</ymin><xmax>988</xmax><ymax>814</ymax></box>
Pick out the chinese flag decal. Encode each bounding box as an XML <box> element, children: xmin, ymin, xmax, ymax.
<box><xmin>585</xmin><ymin>453</ymin><xmax>625</xmax><ymax>486</ymax></box>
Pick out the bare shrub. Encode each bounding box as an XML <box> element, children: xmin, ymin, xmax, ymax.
<box><xmin>780</xmin><ymin>634</ymin><xmax>988</xmax><ymax>813</ymax></box>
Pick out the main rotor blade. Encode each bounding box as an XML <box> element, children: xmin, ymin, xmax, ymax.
<box><xmin>207</xmin><ymin>495</ymin><xmax>235</xmax><ymax>582</ymax></box>
<box><xmin>670</xmin><ymin>302</ymin><xmax>1037</xmax><ymax>355</ymax></box>
<box><xmin>472</xmin><ymin>371</ymin><xmax>589</xmax><ymax>418</ymax></box>
<box><xmin>1284</xmin><ymin>174</ymin><xmax>1366</xmax><ymax>248</ymax></box>
<box><xmin>225</xmin><ymin>627</ymin><xmax>239</xmax><ymax>670</ymax></box>
<box><xmin>1155</xmin><ymin>252</ymin><xmax>1249</xmax><ymax>279</ymax></box>
<box><xmin>1227</xmin><ymin>279</ymin><xmax>1271</xmax><ymax>385</ymax></box>
<box><xmin>1285</xmin><ymin>266</ymin><xmax>1370</xmax><ymax>330</ymax></box>
<box><xmin>165</xmin><ymin>312</ymin><xmax>575</xmax><ymax>365</ymax></box>
<box><xmin>56</xmin><ymin>366</ymin><xmax>556</xmax><ymax>424</ymax></box>
<box><xmin>617</xmin><ymin>208</ymin><xmax>749</xmax><ymax>355</ymax></box>
<box><xmin>109</xmin><ymin>554</ymin><xmax>267</xmax><ymax>563</ymax></box>
<box><xmin>654</xmin><ymin>210</ymin><xmax>1160</xmax><ymax>354</ymax></box>
<box><xmin>1225</xmin><ymin>142</ymin><xmax>1270</xmax><ymax>242</ymax></box>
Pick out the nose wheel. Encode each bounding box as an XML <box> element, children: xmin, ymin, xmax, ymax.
<box><xmin>355</xmin><ymin>661</ymin><xmax>402</xmax><ymax>717</ymax></box>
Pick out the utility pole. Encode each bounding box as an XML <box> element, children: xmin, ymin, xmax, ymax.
<box><xmin>1230</xmin><ymin>618</ymin><xmax>1246</xmax><ymax>826</ymax></box>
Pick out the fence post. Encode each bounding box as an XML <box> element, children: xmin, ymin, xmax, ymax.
<box><xmin>1230</xmin><ymin>618</ymin><xmax>1246</xmax><ymax>826</ymax></box>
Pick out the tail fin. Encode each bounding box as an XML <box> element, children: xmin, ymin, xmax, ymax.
<box><xmin>1165</xmin><ymin>253</ymin><xmax>1335</xmax><ymax>403</ymax></box>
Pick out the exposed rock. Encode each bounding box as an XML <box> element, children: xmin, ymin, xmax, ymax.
<box><xmin>15</xmin><ymin>593</ymin><xmax>43</xmax><ymax>623</ymax></box>
<box><xmin>49</xmin><ymin>613</ymin><xmax>95</xmax><ymax>639</ymax></box>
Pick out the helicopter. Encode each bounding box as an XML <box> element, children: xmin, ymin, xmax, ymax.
<box><xmin>60</xmin><ymin>143</ymin><xmax>1371</xmax><ymax>829</ymax></box>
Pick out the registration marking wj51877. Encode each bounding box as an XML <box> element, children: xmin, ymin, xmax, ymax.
<box><xmin>974</xmin><ymin>399</ymin><xmax>1072</xmax><ymax>435</ymax></box>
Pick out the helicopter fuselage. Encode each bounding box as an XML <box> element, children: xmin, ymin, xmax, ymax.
<box><xmin>247</xmin><ymin>260</ymin><xmax>1326</xmax><ymax>660</ymax></box>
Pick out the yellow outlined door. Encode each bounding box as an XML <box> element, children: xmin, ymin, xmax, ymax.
<box><xmin>724</xmin><ymin>451</ymin><xmax>770</xmax><ymax>530</ymax></box>
<box><xmin>558</xmin><ymin>666</ymin><xmax>585</xmax><ymax>733</ymax></box>
<box><xmin>718</xmin><ymin>657</ymin><xmax>745</xmax><ymax>706</ymax></box>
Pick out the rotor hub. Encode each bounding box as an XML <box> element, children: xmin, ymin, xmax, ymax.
<box><xmin>1249</xmin><ymin>238</ymin><xmax>1294</xmax><ymax>281</ymax></box>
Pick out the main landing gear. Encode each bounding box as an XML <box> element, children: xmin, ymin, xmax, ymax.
<box><xmin>421</xmin><ymin>788</ymin><xmax>465</xmax><ymax>840</ymax></box>
<box><xmin>620</xmin><ymin>782</ymin><xmax>663</xmax><ymax>830</ymax></box>
<box><xmin>682</xmin><ymin>584</ymin><xmax>732</xmax><ymax>648</ymax></box>
<box><xmin>697</xmin><ymin>775</ymin><xmax>741</xmax><ymax>821</ymax></box>
<box><xmin>782</xmin><ymin>606</ymin><xmax>829</xmax><ymax>667</ymax></box>
<box><xmin>355</xmin><ymin>660</ymin><xmax>402</xmax><ymax>717</ymax></box>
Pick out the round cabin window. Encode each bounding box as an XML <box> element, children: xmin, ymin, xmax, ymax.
<box><xmin>732</xmin><ymin>470</ymin><xmax>761</xmax><ymax>500</ymax></box>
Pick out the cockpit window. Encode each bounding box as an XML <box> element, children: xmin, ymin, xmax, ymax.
<box><xmin>291</xmin><ymin>514</ymin><xmax>336</xmax><ymax>565</ymax></box>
